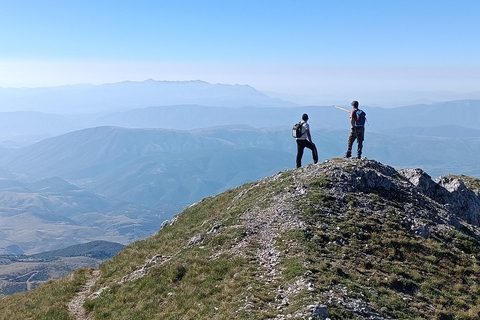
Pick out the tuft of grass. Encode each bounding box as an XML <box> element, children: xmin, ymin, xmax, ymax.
<box><xmin>281</xmin><ymin>257</ymin><xmax>306</xmax><ymax>281</ymax></box>
<box><xmin>309</xmin><ymin>177</ymin><xmax>330</xmax><ymax>188</ymax></box>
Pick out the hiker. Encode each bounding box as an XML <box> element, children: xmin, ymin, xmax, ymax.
<box><xmin>345</xmin><ymin>100</ymin><xmax>366</xmax><ymax>159</ymax></box>
<box><xmin>295</xmin><ymin>113</ymin><xmax>318</xmax><ymax>168</ymax></box>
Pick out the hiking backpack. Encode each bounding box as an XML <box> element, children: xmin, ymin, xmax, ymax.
<box><xmin>292</xmin><ymin>122</ymin><xmax>304</xmax><ymax>138</ymax></box>
<box><xmin>354</xmin><ymin>109</ymin><xmax>367</xmax><ymax>127</ymax></box>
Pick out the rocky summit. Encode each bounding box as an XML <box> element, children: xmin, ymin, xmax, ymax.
<box><xmin>1</xmin><ymin>158</ymin><xmax>480</xmax><ymax>320</ymax></box>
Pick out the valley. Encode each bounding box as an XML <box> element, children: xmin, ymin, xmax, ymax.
<box><xmin>0</xmin><ymin>241</ymin><xmax>123</xmax><ymax>296</ymax></box>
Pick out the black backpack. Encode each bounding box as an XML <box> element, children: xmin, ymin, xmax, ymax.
<box><xmin>292</xmin><ymin>122</ymin><xmax>304</xmax><ymax>138</ymax></box>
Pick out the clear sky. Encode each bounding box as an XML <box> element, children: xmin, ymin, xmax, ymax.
<box><xmin>1</xmin><ymin>0</ymin><xmax>479</xmax><ymax>100</ymax></box>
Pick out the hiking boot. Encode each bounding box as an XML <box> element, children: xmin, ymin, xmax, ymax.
<box><xmin>344</xmin><ymin>152</ymin><xmax>351</xmax><ymax>158</ymax></box>
<box><xmin>357</xmin><ymin>155</ymin><xmax>362</xmax><ymax>159</ymax></box>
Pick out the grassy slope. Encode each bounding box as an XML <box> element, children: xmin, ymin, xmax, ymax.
<box><xmin>0</xmin><ymin>268</ymin><xmax>91</xmax><ymax>320</ymax></box>
<box><xmin>87</xmin><ymin>176</ymin><xmax>283</xmax><ymax>320</ymax></box>
<box><xmin>1</xmin><ymin>160</ymin><xmax>480</xmax><ymax>319</ymax></box>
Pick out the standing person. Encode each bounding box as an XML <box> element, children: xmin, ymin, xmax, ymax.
<box><xmin>345</xmin><ymin>100</ymin><xmax>366</xmax><ymax>159</ymax></box>
<box><xmin>296</xmin><ymin>113</ymin><xmax>318</xmax><ymax>168</ymax></box>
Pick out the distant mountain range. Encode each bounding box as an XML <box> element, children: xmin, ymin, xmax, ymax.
<box><xmin>0</xmin><ymin>79</ymin><xmax>296</xmax><ymax>114</ymax></box>
<box><xmin>2</xmin><ymin>99</ymin><xmax>480</xmax><ymax>147</ymax></box>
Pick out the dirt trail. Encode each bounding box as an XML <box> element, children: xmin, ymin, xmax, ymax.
<box><xmin>68</xmin><ymin>269</ymin><xmax>100</xmax><ymax>320</ymax></box>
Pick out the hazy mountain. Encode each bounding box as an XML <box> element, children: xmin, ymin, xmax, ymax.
<box><xmin>28</xmin><ymin>240</ymin><xmax>125</xmax><ymax>260</ymax></box>
<box><xmin>266</xmin><ymin>89</ymin><xmax>480</xmax><ymax>108</ymax></box>
<box><xmin>2</xmin><ymin>126</ymin><xmax>233</xmax><ymax>179</ymax></box>
<box><xmin>2</xmin><ymin>159</ymin><xmax>480</xmax><ymax>319</ymax></box>
<box><xmin>384</xmin><ymin>124</ymin><xmax>480</xmax><ymax>138</ymax></box>
<box><xmin>0</xmin><ymin>240</ymin><xmax>124</xmax><ymax>295</ymax></box>
<box><xmin>89</xmin><ymin>103</ymin><xmax>361</xmax><ymax>131</ymax></box>
<box><xmin>0</xmin><ymin>79</ymin><xmax>296</xmax><ymax>114</ymax></box>
<box><xmin>362</xmin><ymin>90</ymin><xmax>480</xmax><ymax>108</ymax></box>
<box><xmin>89</xmin><ymin>99</ymin><xmax>480</xmax><ymax>132</ymax></box>
<box><xmin>90</xmin><ymin>104</ymin><xmax>308</xmax><ymax>130</ymax></box>
<box><xmin>2</xmin><ymin>99</ymin><xmax>480</xmax><ymax>147</ymax></box>
<box><xmin>2</xmin><ymin>126</ymin><xmax>293</xmax><ymax>208</ymax></box>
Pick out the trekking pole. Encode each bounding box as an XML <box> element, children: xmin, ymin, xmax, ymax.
<box><xmin>333</xmin><ymin>105</ymin><xmax>349</xmax><ymax>113</ymax></box>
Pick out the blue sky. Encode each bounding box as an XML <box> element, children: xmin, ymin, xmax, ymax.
<box><xmin>1</xmin><ymin>0</ymin><xmax>479</xmax><ymax>100</ymax></box>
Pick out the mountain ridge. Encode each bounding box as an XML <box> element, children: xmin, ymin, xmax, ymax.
<box><xmin>3</xmin><ymin>99</ymin><xmax>480</xmax><ymax>148</ymax></box>
<box><xmin>1</xmin><ymin>158</ymin><xmax>480</xmax><ymax>319</ymax></box>
<box><xmin>0</xmin><ymin>79</ymin><xmax>296</xmax><ymax>114</ymax></box>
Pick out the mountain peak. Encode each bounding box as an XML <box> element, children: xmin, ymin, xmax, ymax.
<box><xmin>3</xmin><ymin>158</ymin><xmax>480</xmax><ymax>319</ymax></box>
